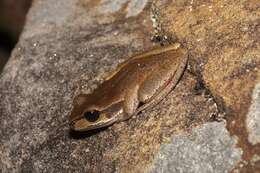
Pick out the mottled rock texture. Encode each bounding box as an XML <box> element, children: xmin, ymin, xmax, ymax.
<box><xmin>0</xmin><ymin>0</ymin><xmax>259</xmax><ymax>172</ymax></box>
<box><xmin>149</xmin><ymin>122</ymin><xmax>242</xmax><ymax>173</ymax></box>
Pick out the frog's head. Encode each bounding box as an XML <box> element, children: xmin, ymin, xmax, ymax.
<box><xmin>69</xmin><ymin>94</ymin><xmax>124</xmax><ymax>131</ymax></box>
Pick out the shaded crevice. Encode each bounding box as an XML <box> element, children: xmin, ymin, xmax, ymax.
<box><xmin>0</xmin><ymin>0</ymin><xmax>32</xmax><ymax>72</ymax></box>
<box><xmin>187</xmin><ymin>62</ymin><xmax>227</xmax><ymax>122</ymax></box>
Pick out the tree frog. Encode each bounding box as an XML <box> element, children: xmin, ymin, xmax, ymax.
<box><xmin>69</xmin><ymin>43</ymin><xmax>188</xmax><ymax>131</ymax></box>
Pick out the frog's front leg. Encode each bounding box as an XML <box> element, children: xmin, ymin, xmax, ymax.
<box><xmin>121</xmin><ymin>84</ymin><xmax>140</xmax><ymax>121</ymax></box>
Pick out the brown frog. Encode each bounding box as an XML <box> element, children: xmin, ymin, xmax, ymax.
<box><xmin>69</xmin><ymin>43</ymin><xmax>188</xmax><ymax>131</ymax></box>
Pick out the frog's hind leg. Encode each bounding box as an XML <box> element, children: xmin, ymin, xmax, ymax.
<box><xmin>138</xmin><ymin>69</ymin><xmax>171</xmax><ymax>103</ymax></box>
<box><xmin>136</xmin><ymin>61</ymin><xmax>187</xmax><ymax>115</ymax></box>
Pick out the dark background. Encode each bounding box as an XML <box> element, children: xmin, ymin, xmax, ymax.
<box><xmin>0</xmin><ymin>0</ymin><xmax>32</xmax><ymax>73</ymax></box>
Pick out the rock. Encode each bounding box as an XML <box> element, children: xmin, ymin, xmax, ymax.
<box><xmin>0</xmin><ymin>0</ymin><xmax>259</xmax><ymax>172</ymax></box>
<box><xmin>149</xmin><ymin>122</ymin><xmax>242</xmax><ymax>173</ymax></box>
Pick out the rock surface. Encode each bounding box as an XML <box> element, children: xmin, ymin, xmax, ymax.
<box><xmin>0</xmin><ymin>0</ymin><xmax>259</xmax><ymax>172</ymax></box>
<box><xmin>149</xmin><ymin>122</ymin><xmax>242</xmax><ymax>173</ymax></box>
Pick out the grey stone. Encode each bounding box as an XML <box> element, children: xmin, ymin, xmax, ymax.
<box><xmin>149</xmin><ymin>122</ymin><xmax>242</xmax><ymax>173</ymax></box>
<box><xmin>246</xmin><ymin>83</ymin><xmax>260</xmax><ymax>145</ymax></box>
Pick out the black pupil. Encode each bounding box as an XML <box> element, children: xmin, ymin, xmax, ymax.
<box><xmin>83</xmin><ymin>111</ymin><xmax>100</xmax><ymax>122</ymax></box>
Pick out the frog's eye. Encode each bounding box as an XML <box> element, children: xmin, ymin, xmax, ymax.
<box><xmin>83</xmin><ymin>110</ymin><xmax>100</xmax><ymax>122</ymax></box>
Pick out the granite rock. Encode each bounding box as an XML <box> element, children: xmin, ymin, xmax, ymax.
<box><xmin>0</xmin><ymin>0</ymin><xmax>259</xmax><ymax>172</ymax></box>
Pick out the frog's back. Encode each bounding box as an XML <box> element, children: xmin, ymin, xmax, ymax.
<box><xmin>90</xmin><ymin>45</ymin><xmax>187</xmax><ymax>109</ymax></box>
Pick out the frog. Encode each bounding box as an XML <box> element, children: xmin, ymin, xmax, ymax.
<box><xmin>69</xmin><ymin>43</ymin><xmax>188</xmax><ymax>131</ymax></box>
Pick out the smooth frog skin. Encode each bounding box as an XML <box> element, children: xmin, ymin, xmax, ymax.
<box><xmin>69</xmin><ymin>43</ymin><xmax>188</xmax><ymax>131</ymax></box>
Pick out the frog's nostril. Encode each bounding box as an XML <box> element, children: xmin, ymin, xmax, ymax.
<box><xmin>84</xmin><ymin>110</ymin><xmax>100</xmax><ymax>122</ymax></box>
